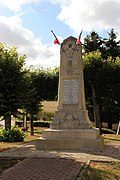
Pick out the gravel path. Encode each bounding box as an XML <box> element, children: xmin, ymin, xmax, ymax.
<box><xmin>0</xmin><ymin>140</ymin><xmax>120</xmax><ymax>162</ymax></box>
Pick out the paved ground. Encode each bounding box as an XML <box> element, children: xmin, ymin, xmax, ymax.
<box><xmin>0</xmin><ymin>140</ymin><xmax>120</xmax><ymax>180</ymax></box>
<box><xmin>0</xmin><ymin>157</ymin><xmax>85</xmax><ymax>180</ymax></box>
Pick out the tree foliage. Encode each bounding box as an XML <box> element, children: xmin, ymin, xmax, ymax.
<box><xmin>0</xmin><ymin>43</ymin><xmax>26</xmax><ymax>129</ymax></box>
<box><xmin>32</xmin><ymin>67</ymin><xmax>59</xmax><ymax>101</ymax></box>
<box><xmin>84</xmin><ymin>31</ymin><xmax>103</xmax><ymax>53</ymax></box>
<box><xmin>83</xmin><ymin>51</ymin><xmax>103</xmax><ymax>132</ymax></box>
<box><xmin>83</xmin><ymin>51</ymin><xmax>120</xmax><ymax>129</ymax></box>
<box><xmin>83</xmin><ymin>29</ymin><xmax>120</xmax><ymax>130</ymax></box>
<box><xmin>103</xmin><ymin>29</ymin><xmax>120</xmax><ymax>62</ymax></box>
<box><xmin>84</xmin><ymin>29</ymin><xmax>120</xmax><ymax>61</ymax></box>
<box><xmin>96</xmin><ymin>58</ymin><xmax>120</xmax><ymax>128</ymax></box>
<box><xmin>0</xmin><ymin>43</ymin><xmax>59</xmax><ymax>132</ymax></box>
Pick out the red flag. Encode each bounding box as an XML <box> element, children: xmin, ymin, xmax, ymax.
<box><xmin>54</xmin><ymin>38</ymin><xmax>60</xmax><ymax>45</ymax></box>
<box><xmin>76</xmin><ymin>30</ymin><xmax>83</xmax><ymax>44</ymax></box>
<box><xmin>51</xmin><ymin>30</ymin><xmax>60</xmax><ymax>45</ymax></box>
<box><xmin>77</xmin><ymin>37</ymin><xmax>81</xmax><ymax>44</ymax></box>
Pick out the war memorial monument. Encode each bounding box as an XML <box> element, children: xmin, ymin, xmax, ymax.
<box><xmin>36</xmin><ymin>36</ymin><xmax>103</xmax><ymax>151</ymax></box>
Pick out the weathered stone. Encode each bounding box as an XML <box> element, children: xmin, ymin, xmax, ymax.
<box><xmin>36</xmin><ymin>36</ymin><xmax>103</xmax><ymax>151</ymax></box>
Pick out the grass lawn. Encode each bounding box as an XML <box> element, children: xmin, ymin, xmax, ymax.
<box><xmin>80</xmin><ymin>161</ymin><xmax>120</xmax><ymax>180</ymax></box>
<box><xmin>103</xmin><ymin>134</ymin><xmax>120</xmax><ymax>143</ymax></box>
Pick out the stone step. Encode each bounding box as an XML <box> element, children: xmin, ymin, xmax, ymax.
<box><xmin>42</xmin><ymin>128</ymin><xmax>100</xmax><ymax>140</ymax></box>
<box><xmin>35</xmin><ymin>137</ymin><xmax>104</xmax><ymax>151</ymax></box>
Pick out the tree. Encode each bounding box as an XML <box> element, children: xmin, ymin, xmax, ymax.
<box><xmin>33</xmin><ymin>67</ymin><xmax>59</xmax><ymax>101</ymax></box>
<box><xmin>83</xmin><ymin>51</ymin><xmax>103</xmax><ymax>133</ymax></box>
<box><xmin>84</xmin><ymin>29</ymin><xmax>120</xmax><ymax>62</ymax></box>
<box><xmin>103</xmin><ymin>29</ymin><xmax>120</xmax><ymax>62</ymax></box>
<box><xmin>84</xmin><ymin>31</ymin><xmax>103</xmax><ymax>53</ymax></box>
<box><xmin>83</xmin><ymin>29</ymin><xmax>120</xmax><ymax>131</ymax></box>
<box><xmin>21</xmin><ymin>70</ymin><xmax>42</xmax><ymax>135</ymax></box>
<box><xmin>95</xmin><ymin>58</ymin><xmax>120</xmax><ymax>129</ymax></box>
<box><xmin>0</xmin><ymin>43</ymin><xmax>26</xmax><ymax>130</ymax></box>
<box><xmin>84</xmin><ymin>51</ymin><xmax>120</xmax><ymax>130</ymax></box>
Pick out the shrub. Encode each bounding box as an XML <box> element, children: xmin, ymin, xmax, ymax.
<box><xmin>15</xmin><ymin>121</ymin><xmax>23</xmax><ymax>127</ymax></box>
<box><xmin>0</xmin><ymin>127</ymin><xmax>25</xmax><ymax>142</ymax></box>
<box><xmin>41</xmin><ymin>112</ymin><xmax>54</xmax><ymax>121</ymax></box>
<box><xmin>33</xmin><ymin>121</ymin><xmax>51</xmax><ymax>127</ymax></box>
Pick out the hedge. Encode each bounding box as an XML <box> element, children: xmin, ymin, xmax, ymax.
<box><xmin>33</xmin><ymin>121</ymin><xmax>51</xmax><ymax>127</ymax></box>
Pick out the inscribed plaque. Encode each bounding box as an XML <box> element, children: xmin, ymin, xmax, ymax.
<box><xmin>63</xmin><ymin>79</ymin><xmax>78</xmax><ymax>104</ymax></box>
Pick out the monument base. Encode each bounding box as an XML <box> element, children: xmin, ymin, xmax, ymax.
<box><xmin>35</xmin><ymin>128</ymin><xmax>104</xmax><ymax>151</ymax></box>
<box><xmin>51</xmin><ymin>110</ymin><xmax>93</xmax><ymax>129</ymax></box>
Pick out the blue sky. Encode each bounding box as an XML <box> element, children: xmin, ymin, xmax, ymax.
<box><xmin>0</xmin><ymin>0</ymin><xmax>120</xmax><ymax>68</ymax></box>
<box><xmin>21</xmin><ymin>2</ymin><xmax>72</xmax><ymax>43</ymax></box>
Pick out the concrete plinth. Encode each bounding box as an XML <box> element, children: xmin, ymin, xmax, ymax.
<box><xmin>36</xmin><ymin>128</ymin><xmax>104</xmax><ymax>151</ymax></box>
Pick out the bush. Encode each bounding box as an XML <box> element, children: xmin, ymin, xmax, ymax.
<box><xmin>0</xmin><ymin>127</ymin><xmax>25</xmax><ymax>142</ymax></box>
<box><xmin>41</xmin><ymin>112</ymin><xmax>54</xmax><ymax>121</ymax></box>
<box><xmin>102</xmin><ymin>128</ymin><xmax>116</xmax><ymax>134</ymax></box>
<box><xmin>33</xmin><ymin>121</ymin><xmax>51</xmax><ymax>127</ymax></box>
<box><xmin>15</xmin><ymin>121</ymin><xmax>23</xmax><ymax>127</ymax></box>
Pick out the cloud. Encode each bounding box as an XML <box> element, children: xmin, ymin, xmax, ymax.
<box><xmin>0</xmin><ymin>15</ymin><xmax>60</xmax><ymax>68</ymax></box>
<box><xmin>57</xmin><ymin>0</ymin><xmax>120</xmax><ymax>33</ymax></box>
<box><xmin>1</xmin><ymin>0</ymin><xmax>120</xmax><ymax>33</ymax></box>
<box><xmin>0</xmin><ymin>0</ymin><xmax>42</xmax><ymax>12</ymax></box>
<box><xmin>1</xmin><ymin>0</ymin><xmax>120</xmax><ymax>32</ymax></box>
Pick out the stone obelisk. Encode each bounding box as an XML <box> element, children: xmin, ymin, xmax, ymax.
<box><xmin>36</xmin><ymin>36</ymin><xmax>103</xmax><ymax>151</ymax></box>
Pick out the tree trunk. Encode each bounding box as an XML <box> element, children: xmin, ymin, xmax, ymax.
<box><xmin>108</xmin><ymin>107</ymin><xmax>112</xmax><ymax>129</ymax></box>
<box><xmin>30</xmin><ymin>114</ymin><xmax>34</xmax><ymax>136</ymax></box>
<box><xmin>96</xmin><ymin>104</ymin><xmax>102</xmax><ymax>134</ymax></box>
<box><xmin>5</xmin><ymin>115</ymin><xmax>11</xmax><ymax>130</ymax></box>
<box><xmin>23</xmin><ymin>112</ymin><xmax>27</xmax><ymax>129</ymax></box>
<box><xmin>91</xmin><ymin>84</ymin><xmax>102</xmax><ymax>134</ymax></box>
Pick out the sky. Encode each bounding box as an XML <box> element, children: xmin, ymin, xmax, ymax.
<box><xmin>0</xmin><ymin>0</ymin><xmax>120</xmax><ymax>68</ymax></box>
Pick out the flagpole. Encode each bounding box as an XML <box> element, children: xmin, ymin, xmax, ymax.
<box><xmin>79</xmin><ymin>29</ymin><xmax>83</xmax><ymax>37</ymax></box>
<box><xmin>51</xmin><ymin>30</ymin><xmax>69</xmax><ymax>57</ymax></box>
<box><xmin>51</xmin><ymin>30</ymin><xmax>58</xmax><ymax>40</ymax></box>
<box><xmin>51</xmin><ymin>30</ymin><xmax>61</xmax><ymax>45</ymax></box>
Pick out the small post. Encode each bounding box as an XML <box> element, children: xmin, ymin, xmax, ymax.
<box><xmin>116</xmin><ymin>120</ymin><xmax>120</xmax><ymax>135</ymax></box>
